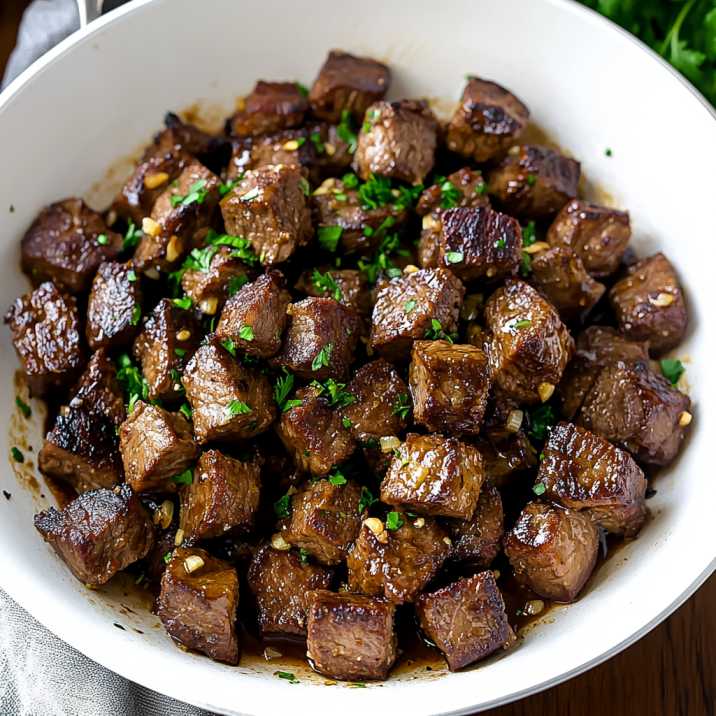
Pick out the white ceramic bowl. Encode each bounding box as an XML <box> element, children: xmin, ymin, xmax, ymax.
<box><xmin>0</xmin><ymin>0</ymin><xmax>714</xmax><ymax>713</ymax></box>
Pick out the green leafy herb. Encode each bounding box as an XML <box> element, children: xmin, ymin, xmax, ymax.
<box><xmin>238</xmin><ymin>325</ymin><xmax>255</xmax><ymax>342</ymax></box>
<box><xmin>361</xmin><ymin>107</ymin><xmax>381</xmax><ymax>134</ymax></box>
<box><xmin>127</xmin><ymin>269</ymin><xmax>137</xmax><ymax>282</ymax></box>
<box><xmin>179</xmin><ymin>402</ymin><xmax>192</xmax><ymax>421</ymax></box>
<box><xmin>310</xmin><ymin>378</ymin><xmax>356</xmax><ymax>408</ymax></box>
<box><xmin>274</xmin><ymin>671</ymin><xmax>299</xmax><ymax>684</ymax></box>
<box><xmin>357</xmin><ymin>222</ymin><xmax>406</xmax><ymax>284</ymax></box>
<box><xmin>342</xmin><ymin>416</ymin><xmax>353</xmax><ymax>429</ymax></box>
<box><xmin>424</xmin><ymin>318</ymin><xmax>454</xmax><ymax>343</ymax></box>
<box><xmin>116</xmin><ymin>353</ymin><xmax>149</xmax><ymax>412</ymax></box>
<box><xmin>328</xmin><ymin>469</ymin><xmax>347</xmax><ymax>486</ymax></box>
<box><xmin>358</xmin><ymin>486</ymin><xmax>378</xmax><ymax>513</ymax></box>
<box><xmin>529</xmin><ymin>404</ymin><xmax>556</xmax><ymax>442</ymax></box>
<box><xmin>221</xmin><ymin>338</ymin><xmax>237</xmax><ymax>357</ymax></box>
<box><xmin>526</xmin><ymin>173</ymin><xmax>537</xmax><ymax>187</ymax></box>
<box><xmin>310</xmin><ymin>131</ymin><xmax>325</xmax><ymax>154</ymax></box>
<box><xmin>495</xmin><ymin>238</ymin><xmax>507</xmax><ymax>250</ymax></box>
<box><xmin>311</xmin><ymin>343</ymin><xmax>333</xmax><ymax>371</ymax></box>
<box><xmin>163</xmin><ymin>552</ymin><xmax>172</xmax><ymax>564</ymax></box>
<box><xmin>228</xmin><ymin>399</ymin><xmax>252</xmax><ymax>416</ymax></box>
<box><xmin>385</xmin><ymin>511</ymin><xmax>404</xmax><ymax>531</ymax></box>
<box><xmin>218</xmin><ymin>177</ymin><xmax>241</xmax><ymax>197</ymax></box>
<box><xmin>532</xmin><ymin>482</ymin><xmax>546</xmax><ymax>496</ymax></box>
<box><xmin>298</xmin><ymin>548</ymin><xmax>310</xmax><ymax>564</ymax></box>
<box><xmin>349</xmin><ymin>682</ymin><xmax>367</xmax><ymax>689</ymax></box>
<box><xmin>274</xmin><ymin>493</ymin><xmax>292</xmax><ymax>519</ymax></box>
<box><xmin>317</xmin><ymin>225</ymin><xmax>343</xmax><ymax>252</ymax></box>
<box><xmin>96</xmin><ymin>233</ymin><xmax>108</xmax><ymax>246</ymax></box>
<box><xmin>660</xmin><ymin>358</ymin><xmax>685</xmax><ymax>385</ymax></box>
<box><xmin>299</xmin><ymin>177</ymin><xmax>311</xmax><ymax>196</ymax></box>
<box><xmin>392</xmin><ymin>393</ymin><xmax>411</xmax><ymax>419</ymax></box>
<box><xmin>605</xmin><ymin>147</ymin><xmax>613</xmax><ymax>157</ymax></box>
<box><xmin>172</xmin><ymin>468</ymin><xmax>193</xmax><ymax>485</ymax></box>
<box><xmin>227</xmin><ymin>274</ymin><xmax>248</xmax><ymax>296</ymax></box>
<box><xmin>336</xmin><ymin>110</ymin><xmax>359</xmax><ymax>153</ymax></box>
<box><xmin>11</xmin><ymin>447</ymin><xmax>23</xmax><ymax>463</ymax></box>
<box><xmin>312</xmin><ymin>269</ymin><xmax>343</xmax><ymax>300</ymax></box>
<box><xmin>342</xmin><ymin>172</ymin><xmax>359</xmax><ymax>189</ymax></box>
<box><xmin>130</xmin><ymin>304</ymin><xmax>142</xmax><ymax>326</ymax></box>
<box><xmin>171</xmin><ymin>179</ymin><xmax>209</xmax><ymax>207</ymax></box>
<box><xmin>15</xmin><ymin>396</ymin><xmax>31</xmax><ymax>419</ymax></box>
<box><xmin>522</xmin><ymin>221</ymin><xmax>536</xmax><ymax>246</ymax></box>
<box><xmin>438</xmin><ymin>178</ymin><xmax>462</xmax><ymax>209</ymax></box>
<box><xmin>475</xmin><ymin>181</ymin><xmax>488</xmax><ymax>195</ymax></box>
<box><xmin>295</xmin><ymin>81</ymin><xmax>309</xmax><ymax>97</ymax></box>
<box><xmin>404</xmin><ymin>299</ymin><xmax>417</xmax><ymax>314</ymax></box>
<box><xmin>123</xmin><ymin>220</ymin><xmax>142</xmax><ymax>251</ymax></box>
<box><xmin>274</xmin><ymin>370</ymin><xmax>295</xmax><ymax>409</ymax></box>
<box><xmin>172</xmin><ymin>296</ymin><xmax>192</xmax><ymax>310</ymax></box>
<box><xmin>520</xmin><ymin>251</ymin><xmax>532</xmax><ymax>277</ymax></box>
<box><xmin>514</xmin><ymin>319</ymin><xmax>531</xmax><ymax>329</ymax></box>
<box><xmin>445</xmin><ymin>251</ymin><xmax>464</xmax><ymax>264</ymax></box>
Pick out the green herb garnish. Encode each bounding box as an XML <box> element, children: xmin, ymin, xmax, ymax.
<box><xmin>310</xmin><ymin>378</ymin><xmax>356</xmax><ymax>408</ymax></box>
<box><xmin>392</xmin><ymin>393</ymin><xmax>411</xmax><ymax>419</ymax></box>
<box><xmin>318</xmin><ymin>226</ymin><xmax>343</xmax><ymax>252</ymax></box>
<box><xmin>445</xmin><ymin>251</ymin><xmax>464</xmax><ymax>264</ymax></box>
<box><xmin>11</xmin><ymin>447</ymin><xmax>24</xmax><ymax>463</ymax></box>
<box><xmin>328</xmin><ymin>470</ymin><xmax>347</xmax><ymax>486</ymax></box>
<box><xmin>221</xmin><ymin>338</ymin><xmax>237</xmax><ymax>357</ymax></box>
<box><xmin>336</xmin><ymin>110</ymin><xmax>359</xmax><ymax>153</ymax></box>
<box><xmin>311</xmin><ymin>343</ymin><xmax>333</xmax><ymax>371</ymax></box>
<box><xmin>532</xmin><ymin>482</ymin><xmax>546</xmax><ymax>496</ymax></box>
<box><xmin>274</xmin><ymin>493</ymin><xmax>292</xmax><ymax>519</ymax></box>
<box><xmin>529</xmin><ymin>404</ymin><xmax>556</xmax><ymax>441</ymax></box>
<box><xmin>172</xmin><ymin>468</ymin><xmax>193</xmax><ymax>485</ymax></box>
<box><xmin>179</xmin><ymin>402</ymin><xmax>192</xmax><ymax>421</ymax></box>
<box><xmin>385</xmin><ymin>511</ymin><xmax>404</xmax><ymax>531</ymax></box>
<box><xmin>228</xmin><ymin>399</ymin><xmax>252</xmax><ymax>416</ymax></box>
<box><xmin>274</xmin><ymin>671</ymin><xmax>299</xmax><ymax>684</ymax></box>
<box><xmin>660</xmin><ymin>358</ymin><xmax>685</xmax><ymax>385</ymax></box>
<box><xmin>172</xmin><ymin>296</ymin><xmax>192</xmax><ymax>310</ymax></box>
<box><xmin>123</xmin><ymin>220</ymin><xmax>142</xmax><ymax>251</ymax></box>
<box><xmin>424</xmin><ymin>318</ymin><xmax>454</xmax><ymax>343</ymax></box>
<box><xmin>312</xmin><ymin>269</ymin><xmax>343</xmax><ymax>301</ymax></box>
<box><xmin>96</xmin><ymin>233</ymin><xmax>108</xmax><ymax>246</ymax></box>
<box><xmin>358</xmin><ymin>486</ymin><xmax>378</xmax><ymax>513</ymax></box>
<box><xmin>171</xmin><ymin>179</ymin><xmax>209</xmax><ymax>207</ymax></box>
<box><xmin>130</xmin><ymin>304</ymin><xmax>142</xmax><ymax>326</ymax></box>
<box><xmin>238</xmin><ymin>325</ymin><xmax>255</xmax><ymax>342</ymax></box>
<box><xmin>15</xmin><ymin>397</ymin><xmax>31</xmax><ymax>419</ymax></box>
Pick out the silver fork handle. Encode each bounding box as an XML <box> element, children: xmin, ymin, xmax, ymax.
<box><xmin>77</xmin><ymin>0</ymin><xmax>103</xmax><ymax>27</ymax></box>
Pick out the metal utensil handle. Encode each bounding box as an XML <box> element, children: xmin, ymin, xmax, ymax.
<box><xmin>77</xmin><ymin>0</ymin><xmax>103</xmax><ymax>27</ymax></box>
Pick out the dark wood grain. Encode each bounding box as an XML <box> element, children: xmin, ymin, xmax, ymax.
<box><xmin>0</xmin><ymin>6</ymin><xmax>714</xmax><ymax>715</ymax></box>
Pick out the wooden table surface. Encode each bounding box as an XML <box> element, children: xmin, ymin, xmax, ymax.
<box><xmin>1</xmin><ymin>2</ymin><xmax>714</xmax><ymax>714</ymax></box>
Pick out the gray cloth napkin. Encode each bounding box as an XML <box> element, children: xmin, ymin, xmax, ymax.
<box><xmin>1</xmin><ymin>2</ymin><xmax>212</xmax><ymax>713</ymax></box>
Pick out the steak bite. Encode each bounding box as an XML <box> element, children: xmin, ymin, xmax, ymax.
<box><xmin>34</xmin><ymin>484</ymin><xmax>154</xmax><ymax>586</ymax></box>
<box><xmin>220</xmin><ymin>164</ymin><xmax>313</xmax><ymax>266</ymax></box>
<box><xmin>86</xmin><ymin>261</ymin><xmax>143</xmax><ymax>351</ymax></box>
<box><xmin>182</xmin><ymin>339</ymin><xmax>276</xmax><ymax>444</ymax></box>
<box><xmin>504</xmin><ymin>500</ymin><xmax>599</xmax><ymax>602</ymax></box>
<box><xmin>215</xmin><ymin>271</ymin><xmax>291</xmax><ymax>358</ymax></box>
<box><xmin>119</xmin><ymin>401</ymin><xmax>198</xmax><ymax>492</ymax></box>
<box><xmin>370</xmin><ymin>268</ymin><xmax>465</xmax><ymax>361</ymax></box>
<box><xmin>157</xmin><ymin>547</ymin><xmax>240</xmax><ymax>664</ymax></box>
<box><xmin>609</xmin><ymin>252</ymin><xmax>687</xmax><ymax>354</ymax></box>
<box><xmin>227</xmin><ymin>80</ymin><xmax>309</xmax><ymax>137</ymax></box>
<box><xmin>273</xmin><ymin>297</ymin><xmax>361</xmax><ymax>380</ymax></box>
<box><xmin>179</xmin><ymin>449</ymin><xmax>261</xmax><ymax>541</ymax></box>
<box><xmin>306</xmin><ymin>590</ymin><xmax>397</xmax><ymax>681</ymax></box>
<box><xmin>488</xmin><ymin>144</ymin><xmax>580</xmax><ymax>219</ymax></box>
<box><xmin>416</xmin><ymin>571</ymin><xmax>514</xmax><ymax>671</ymax></box>
<box><xmin>5</xmin><ymin>281</ymin><xmax>84</xmax><ymax>397</ymax></box>
<box><xmin>248</xmin><ymin>545</ymin><xmax>333</xmax><ymax>637</ymax></box>
<box><xmin>538</xmin><ymin>422</ymin><xmax>647</xmax><ymax>536</ymax></box>
<box><xmin>309</xmin><ymin>50</ymin><xmax>390</xmax><ymax>122</ymax></box>
<box><xmin>409</xmin><ymin>340</ymin><xmax>490</xmax><ymax>434</ymax></box>
<box><xmin>295</xmin><ymin>268</ymin><xmax>371</xmax><ymax>315</ymax></box>
<box><xmin>446</xmin><ymin>77</ymin><xmax>529</xmax><ymax>163</ymax></box>
<box><xmin>354</xmin><ymin>100</ymin><xmax>438</xmax><ymax>185</ymax></box>
<box><xmin>347</xmin><ymin>514</ymin><xmax>450</xmax><ymax>603</ymax></box>
<box><xmin>21</xmin><ymin>198</ymin><xmax>122</xmax><ymax>293</ymax></box>
<box><xmin>380</xmin><ymin>433</ymin><xmax>484</xmax><ymax>519</ymax></box>
<box><xmin>547</xmin><ymin>199</ymin><xmax>631</xmax><ymax>278</ymax></box>
<box><xmin>69</xmin><ymin>348</ymin><xmax>126</xmax><ymax>427</ymax></box>
<box><xmin>485</xmin><ymin>278</ymin><xmax>574</xmax><ymax>404</ymax></box>
<box><xmin>276</xmin><ymin>386</ymin><xmax>357</xmax><ymax>476</ymax></box>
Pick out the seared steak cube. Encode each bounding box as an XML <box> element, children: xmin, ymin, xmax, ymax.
<box><xmin>347</xmin><ymin>514</ymin><xmax>450</xmax><ymax>603</ymax></box>
<box><xmin>220</xmin><ymin>164</ymin><xmax>312</xmax><ymax>266</ymax></box>
<box><xmin>370</xmin><ymin>268</ymin><xmax>465</xmax><ymax>361</ymax></box>
<box><xmin>547</xmin><ymin>199</ymin><xmax>631</xmax><ymax>277</ymax></box>
<box><xmin>446</xmin><ymin>77</ymin><xmax>529</xmax><ymax>163</ymax></box>
<box><xmin>340</xmin><ymin>359</ymin><xmax>409</xmax><ymax>443</ymax></box>
<box><xmin>182</xmin><ymin>339</ymin><xmax>276</xmax><ymax>443</ymax></box>
<box><xmin>448</xmin><ymin>484</ymin><xmax>504</xmax><ymax>568</ymax></box>
<box><xmin>215</xmin><ymin>271</ymin><xmax>290</xmax><ymax>358</ymax></box>
<box><xmin>409</xmin><ymin>340</ymin><xmax>490</xmax><ymax>434</ymax></box>
<box><xmin>538</xmin><ymin>422</ymin><xmax>647</xmax><ymax>536</ymax></box>
<box><xmin>157</xmin><ymin>547</ymin><xmax>240</xmax><ymax>664</ymax></box>
<box><xmin>609</xmin><ymin>252</ymin><xmax>687</xmax><ymax>354</ymax></box>
<box><xmin>381</xmin><ymin>433</ymin><xmax>484</xmax><ymax>519</ymax></box>
<box><xmin>295</xmin><ymin>268</ymin><xmax>371</xmax><ymax>315</ymax></box>
<box><xmin>132</xmin><ymin>298</ymin><xmax>201</xmax><ymax>403</ymax></box>
<box><xmin>309</xmin><ymin>50</ymin><xmax>390</xmax><ymax>122</ymax></box>
<box><xmin>228</xmin><ymin>80</ymin><xmax>308</xmax><ymax>137</ymax></box>
<box><xmin>273</xmin><ymin>297</ymin><xmax>361</xmax><ymax>380</ymax></box>
<box><xmin>69</xmin><ymin>348</ymin><xmax>126</xmax><ymax>427</ymax></box>
<box><xmin>416</xmin><ymin>571</ymin><xmax>514</xmax><ymax>671</ymax></box>
<box><xmin>277</xmin><ymin>386</ymin><xmax>357</xmax><ymax>476</ymax></box>
<box><xmin>227</xmin><ymin>128</ymin><xmax>316</xmax><ymax>181</ymax></box>
<box><xmin>21</xmin><ymin>198</ymin><xmax>122</xmax><ymax>293</ymax></box>
<box><xmin>248</xmin><ymin>545</ymin><xmax>333</xmax><ymax>637</ymax></box>
<box><xmin>531</xmin><ymin>246</ymin><xmax>605</xmax><ymax>321</ymax></box>
<box><xmin>504</xmin><ymin>500</ymin><xmax>599</xmax><ymax>602</ymax></box>
<box><xmin>354</xmin><ymin>100</ymin><xmax>438</xmax><ymax>185</ymax></box>
<box><xmin>485</xmin><ymin>279</ymin><xmax>574</xmax><ymax>404</ymax></box>
<box><xmin>119</xmin><ymin>401</ymin><xmax>198</xmax><ymax>492</ymax></box>
<box><xmin>284</xmin><ymin>478</ymin><xmax>362</xmax><ymax>565</ymax></box>
<box><xmin>5</xmin><ymin>281</ymin><xmax>84</xmax><ymax>397</ymax></box>
<box><xmin>488</xmin><ymin>145</ymin><xmax>580</xmax><ymax>219</ymax></box>
<box><xmin>179</xmin><ymin>449</ymin><xmax>261</xmax><ymax>541</ymax></box>
<box><xmin>34</xmin><ymin>484</ymin><xmax>154</xmax><ymax>586</ymax></box>
<box><xmin>86</xmin><ymin>261</ymin><xmax>142</xmax><ymax>351</ymax></box>
<box><xmin>306</xmin><ymin>590</ymin><xmax>397</xmax><ymax>681</ymax></box>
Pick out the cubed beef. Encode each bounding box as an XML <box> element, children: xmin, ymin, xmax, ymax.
<box><xmin>4</xmin><ymin>281</ymin><xmax>84</xmax><ymax>397</ymax></box>
<box><xmin>504</xmin><ymin>500</ymin><xmax>599</xmax><ymax>602</ymax></box>
<box><xmin>295</xmin><ymin>268</ymin><xmax>371</xmax><ymax>315</ymax></box>
<box><xmin>416</xmin><ymin>571</ymin><xmax>514</xmax><ymax>671</ymax></box>
<box><xmin>284</xmin><ymin>478</ymin><xmax>362</xmax><ymax>565</ymax></box>
<box><xmin>69</xmin><ymin>348</ymin><xmax>126</xmax><ymax>427</ymax></box>
<box><xmin>306</xmin><ymin>590</ymin><xmax>397</xmax><ymax>681</ymax></box>
<box><xmin>409</xmin><ymin>340</ymin><xmax>490</xmax><ymax>434</ymax></box>
<box><xmin>215</xmin><ymin>271</ymin><xmax>290</xmax><ymax>358</ymax></box>
<box><xmin>227</xmin><ymin>81</ymin><xmax>309</xmax><ymax>137</ymax></box>
<box><xmin>182</xmin><ymin>339</ymin><xmax>276</xmax><ymax>444</ymax></box>
<box><xmin>370</xmin><ymin>268</ymin><xmax>465</xmax><ymax>361</ymax></box>
<box><xmin>609</xmin><ymin>252</ymin><xmax>687</xmax><ymax>354</ymax></box>
<box><xmin>354</xmin><ymin>100</ymin><xmax>438</xmax><ymax>185</ymax></box>
<box><xmin>485</xmin><ymin>278</ymin><xmax>574</xmax><ymax>404</ymax></box>
<box><xmin>488</xmin><ymin>145</ymin><xmax>580</xmax><ymax>219</ymax></box>
<box><xmin>179</xmin><ymin>449</ymin><xmax>261</xmax><ymax>541</ymax></box>
<box><xmin>530</xmin><ymin>246</ymin><xmax>605</xmax><ymax>321</ymax></box>
<box><xmin>340</xmin><ymin>359</ymin><xmax>409</xmax><ymax>443</ymax></box>
<box><xmin>157</xmin><ymin>547</ymin><xmax>240</xmax><ymax>664</ymax></box>
<box><xmin>547</xmin><ymin>199</ymin><xmax>631</xmax><ymax>277</ymax></box>
<box><xmin>34</xmin><ymin>484</ymin><xmax>154</xmax><ymax>586</ymax></box>
<box><xmin>86</xmin><ymin>261</ymin><xmax>142</xmax><ymax>351</ymax></box>
<box><xmin>119</xmin><ymin>401</ymin><xmax>198</xmax><ymax>492</ymax></box>
<box><xmin>277</xmin><ymin>386</ymin><xmax>357</xmax><ymax>475</ymax></box>
<box><xmin>248</xmin><ymin>545</ymin><xmax>333</xmax><ymax>637</ymax></box>
<box><xmin>20</xmin><ymin>198</ymin><xmax>122</xmax><ymax>293</ymax></box>
<box><xmin>448</xmin><ymin>484</ymin><xmax>504</xmax><ymax>567</ymax></box>
<box><xmin>577</xmin><ymin>361</ymin><xmax>691</xmax><ymax>467</ymax></box>
<box><xmin>220</xmin><ymin>164</ymin><xmax>312</xmax><ymax>266</ymax></box>
<box><xmin>537</xmin><ymin>422</ymin><xmax>647</xmax><ymax>536</ymax></box>
<box><xmin>309</xmin><ymin>50</ymin><xmax>390</xmax><ymax>122</ymax></box>
<box><xmin>273</xmin><ymin>297</ymin><xmax>361</xmax><ymax>380</ymax></box>
<box><xmin>132</xmin><ymin>298</ymin><xmax>201</xmax><ymax>403</ymax></box>
<box><xmin>381</xmin><ymin>433</ymin><xmax>484</xmax><ymax>519</ymax></box>
<box><xmin>446</xmin><ymin>77</ymin><xmax>529</xmax><ymax>163</ymax></box>
<box><xmin>347</xmin><ymin>514</ymin><xmax>450</xmax><ymax>603</ymax></box>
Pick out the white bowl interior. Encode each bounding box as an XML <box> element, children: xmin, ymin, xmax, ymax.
<box><xmin>0</xmin><ymin>0</ymin><xmax>714</xmax><ymax>714</ymax></box>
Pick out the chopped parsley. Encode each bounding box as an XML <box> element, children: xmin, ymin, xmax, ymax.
<box><xmin>529</xmin><ymin>404</ymin><xmax>556</xmax><ymax>442</ymax></box>
<box><xmin>123</xmin><ymin>220</ymin><xmax>142</xmax><ymax>251</ymax></box>
<box><xmin>520</xmin><ymin>221</ymin><xmax>536</xmax><ymax>277</ymax></box>
<box><xmin>298</xmin><ymin>548</ymin><xmax>310</xmax><ymax>564</ymax></box>
<box><xmin>295</xmin><ymin>81</ymin><xmax>309</xmax><ymax>97</ymax></box>
<box><xmin>221</xmin><ymin>338</ymin><xmax>237</xmax><ymax>357</ymax></box>
<box><xmin>357</xmin><ymin>173</ymin><xmax>421</xmax><ymax>213</ymax></box>
<box><xmin>342</xmin><ymin>416</ymin><xmax>353</xmax><ymax>429</ymax></box>
<box><xmin>311</xmin><ymin>343</ymin><xmax>333</xmax><ymax>371</ymax></box>
<box><xmin>179</xmin><ymin>402</ymin><xmax>192</xmax><ymax>421</ymax></box>
<box><xmin>514</xmin><ymin>319</ymin><xmax>531</xmax><ymax>329</ymax></box>
<box><xmin>526</xmin><ymin>173</ymin><xmax>537</xmax><ymax>187</ymax></box>
<box><xmin>170</xmin><ymin>179</ymin><xmax>209</xmax><ymax>208</ymax></box>
<box><xmin>445</xmin><ymin>251</ymin><xmax>464</xmax><ymax>264</ymax></box>
<box><xmin>317</xmin><ymin>225</ymin><xmax>343</xmax><ymax>252</ymax></box>
<box><xmin>227</xmin><ymin>274</ymin><xmax>248</xmax><ymax>296</ymax></box>
<box><xmin>96</xmin><ymin>233</ymin><xmax>108</xmax><ymax>246</ymax></box>
<box><xmin>172</xmin><ymin>296</ymin><xmax>192</xmax><ymax>310</ymax></box>
<box><xmin>116</xmin><ymin>353</ymin><xmax>149</xmax><ymax>412</ymax></box>
<box><xmin>357</xmin><ymin>224</ymin><xmax>407</xmax><ymax>284</ymax></box>
<box><xmin>218</xmin><ymin>177</ymin><xmax>241</xmax><ymax>197</ymax></box>
<box><xmin>342</xmin><ymin>172</ymin><xmax>359</xmax><ymax>189</ymax></box>
<box><xmin>228</xmin><ymin>399</ymin><xmax>252</xmax><ymax>416</ymax></box>
<box><xmin>436</xmin><ymin>177</ymin><xmax>462</xmax><ymax>209</ymax></box>
<box><xmin>520</xmin><ymin>251</ymin><xmax>532</xmax><ymax>277</ymax></box>
<box><xmin>15</xmin><ymin>397</ymin><xmax>31</xmax><ymax>419</ymax></box>
<box><xmin>274</xmin><ymin>370</ymin><xmax>296</xmax><ymax>409</ymax></box>
<box><xmin>336</xmin><ymin>110</ymin><xmax>359</xmax><ymax>153</ymax></box>
<box><xmin>312</xmin><ymin>269</ymin><xmax>343</xmax><ymax>301</ymax></box>
<box><xmin>392</xmin><ymin>393</ymin><xmax>411</xmax><ymax>419</ymax></box>
<box><xmin>475</xmin><ymin>181</ymin><xmax>488</xmax><ymax>195</ymax></box>
<box><xmin>163</xmin><ymin>552</ymin><xmax>172</xmax><ymax>564</ymax></box>
<box><xmin>172</xmin><ymin>468</ymin><xmax>193</xmax><ymax>485</ymax></box>
<box><xmin>11</xmin><ymin>447</ymin><xmax>24</xmax><ymax>463</ymax></box>
<box><xmin>310</xmin><ymin>131</ymin><xmax>325</xmax><ymax>154</ymax></box>
<box><xmin>424</xmin><ymin>318</ymin><xmax>454</xmax><ymax>343</ymax></box>
<box><xmin>495</xmin><ymin>238</ymin><xmax>507</xmax><ymax>250</ymax></box>
<box><xmin>274</xmin><ymin>493</ymin><xmax>292</xmax><ymax>519</ymax></box>
<box><xmin>358</xmin><ymin>486</ymin><xmax>378</xmax><ymax>513</ymax></box>
<box><xmin>127</xmin><ymin>269</ymin><xmax>137</xmax><ymax>283</ymax></box>
<box><xmin>532</xmin><ymin>482</ymin><xmax>546</xmax><ymax>496</ymax></box>
<box><xmin>310</xmin><ymin>378</ymin><xmax>356</xmax><ymax>408</ymax></box>
<box><xmin>362</xmin><ymin>107</ymin><xmax>381</xmax><ymax>134</ymax></box>
<box><xmin>274</xmin><ymin>671</ymin><xmax>299</xmax><ymax>684</ymax></box>
<box><xmin>385</xmin><ymin>511</ymin><xmax>404</xmax><ymax>531</ymax></box>
<box><xmin>404</xmin><ymin>299</ymin><xmax>417</xmax><ymax>314</ymax></box>
<box><xmin>299</xmin><ymin>177</ymin><xmax>311</xmax><ymax>196</ymax></box>
<box><xmin>660</xmin><ymin>359</ymin><xmax>685</xmax><ymax>385</ymax></box>
<box><xmin>328</xmin><ymin>469</ymin><xmax>347</xmax><ymax>486</ymax></box>
<box><xmin>238</xmin><ymin>325</ymin><xmax>255</xmax><ymax>342</ymax></box>
<box><xmin>130</xmin><ymin>304</ymin><xmax>142</xmax><ymax>326</ymax></box>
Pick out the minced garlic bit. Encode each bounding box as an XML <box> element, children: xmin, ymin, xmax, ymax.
<box><xmin>199</xmin><ymin>297</ymin><xmax>219</xmax><ymax>315</ymax></box>
<box><xmin>183</xmin><ymin>555</ymin><xmax>205</xmax><ymax>574</ymax></box>
<box><xmin>144</xmin><ymin>171</ymin><xmax>170</xmax><ymax>190</ymax></box>
<box><xmin>422</xmin><ymin>214</ymin><xmax>440</xmax><ymax>231</ymax></box>
<box><xmin>166</xmin><ymin>235</ymin><xmax>183</xmax><ymax>263</ymax></box>
<box><xmin>379</xmin><ymin>436</ymin><xmax>400</xmax><ymax>453</ymax></box>
<box><xmin>505</xmin><ymin>409</ymin><xmax>524</xmax><ymax>433</ymax></box>
<box><xmin>153</xmin><ymin>500</ymin><xmax>174</xmax><ymax>529</ymax></box>
<box><xmin>142</xmin><ymin>217</ymin><xmax>161</xmax><ymax>237</ymax></box>
<box><xmin>413</xmin><ymin>517</ymin><xmax>426</xmax><ymax>528</ymax></box>
<box><xmin>364</xmin><ymin>517</ymin><xmax>385</xmax><ymax>536</ymax></box>
<box><xmin>174</xmin><ymin>528</ymin><xmax>185</xmax><ymax>547</ymax></box>
<box><xmin>523</xmin><ymin>599</ymin><xmax>545</xmax><ymax>616</ymax></box>
<box><xmin>282</xmin><ymin>139</ymin><xmax>301</xmax><ymax>151</ymax></box>
<box><xmin>403</xmin><ymin>264</ymin><xmax>419</xmax><ymax>274</ymax></box>
<box><xmin>264</xmin><ymin>647</ymin><xmax>283</xmax><ymax>660</ymax></box>
<box><xmin>523</xmin><ymin>241</ymin><xmax>549</xmax><ymax>255</ymax></box>
<box><xmin>271</xmin><ymin>533</ymin><xmax>291</xmax><ymax>551</ymax></box>
<box><xmin>679</xmin><ymin>410</ymin><xmax>693</xmax><ymax>427</ymax></box>
<box><xmin>176</xmin><ymin>329</ymin><xmax>191</xmax><ymax>341</ymax></box>
<box><xmin>538</xmin><ymin>382</ymin><xmax>555</xmax><ymax>403</ymax></box>
<box><xmin>650</xmin><ymin>292</ymin><xmax>675</xmax><ymax>307</ymax></box>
